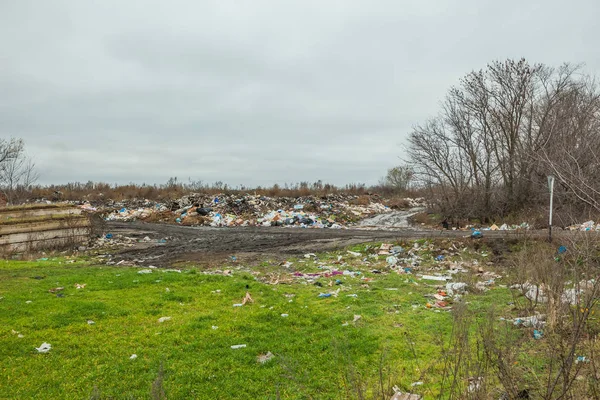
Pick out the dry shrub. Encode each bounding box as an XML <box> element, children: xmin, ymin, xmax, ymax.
<box><xmin>384</xmin><ymin>198</ymin><xmax>411</xmax><ymax>209</ymax></box>
<box><xmin>350</xmin><ymin>195</ymin><xmax>371</xmax><ymax>206</ymax></box>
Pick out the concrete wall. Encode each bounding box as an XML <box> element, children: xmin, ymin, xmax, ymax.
<box><xmin>0</xmin><ymin>204</ymin><xmax>91</xmax><ymax>254</ymax></box>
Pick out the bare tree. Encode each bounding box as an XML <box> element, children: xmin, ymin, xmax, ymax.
<box><xmin>408</xmin><ymin>58</ymin><xmax>600</xmax><ymax>222</ymax></box>
<box><xmin>0</xmin><ymin>138</ymin><xmax>39</xmax><ymax>205</ymax></box>
<box><xmin>383</xmin><ymin>165</ymin><xmax>414</xmax><ymax>192</ymax></box>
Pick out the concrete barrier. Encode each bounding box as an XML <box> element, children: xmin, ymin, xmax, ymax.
<box><xmin>0</xmin><ymin>204</ymin><xmax>91</xmax><ymax>254</ymax></box>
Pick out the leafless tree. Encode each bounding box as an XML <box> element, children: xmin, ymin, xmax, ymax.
<box><xmin>409</xmin><ymin>58</ymin><xmax>600</xmax><ymax>222</ymax></box>
<box><xmin>0</xmin><ymin>138</ymin><xmax>39</xmax><ymax>205</ymax></box>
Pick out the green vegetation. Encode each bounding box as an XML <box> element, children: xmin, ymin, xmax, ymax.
<box><xmin>2</xmin><ymin>239</ymin><xmax>588</xmax><ymax>399</ymax></box>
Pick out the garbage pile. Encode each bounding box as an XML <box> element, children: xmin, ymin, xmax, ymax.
<box><xmin>94</xmin><ymin>194</ymin><xmax>423</xmax><ymax>228</ymax></box>
<box><xmin>568</xmin><ymin>220</ymin><xmax>600</xmax><ymax>231</ymax></box>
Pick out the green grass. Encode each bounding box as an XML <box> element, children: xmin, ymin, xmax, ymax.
<box><xmin>0</xmin><ymin>243</ymin><xmax>515</xmax><ymax>399</ymax></box>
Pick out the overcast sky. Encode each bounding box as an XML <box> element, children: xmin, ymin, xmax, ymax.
<box><xmin>1</xmin><ymin>0</ymin><xmax>599</xmax><ymax>187</ymax></box>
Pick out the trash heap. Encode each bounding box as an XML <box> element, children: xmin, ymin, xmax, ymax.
<box><xmin>483</xmin><ymin>222</ymin><xmax>530</xmax><ymax>231</ymax></box>
<box><xmin>567</xmin><ymin>220</ymin><xmax>600</xmax><ymax>231</ymax></box>
<box><xmin>95</xmin><ymin>194</ymin><xmax>421</xmax><ymax>228</ymax></box>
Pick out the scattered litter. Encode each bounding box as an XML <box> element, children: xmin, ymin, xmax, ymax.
<box><xmin>533</xmin><ymin>330</ymin><xmax>543</xmax><ymax>340</ymax></box>
<box><xmin>471</xmin><ymin>230</ymin><xmax>483</xmax><ymax>238</ymax></box>
<box><xmin>468</xmin><ymin>377</ymin><xmax>483</xmax><ymax>393</ymax></box>
<box><xmin>347</xmin><ymin>251</ymin><xmax>362</xmax><ymax>257</ymax></box>
<box><xmin>36</xmin><ymin>342</ymin><xmax>52</xmax><ymax>353</ymax></box>
<box><xmin>25</xmin><ymin>300</ymin><xmax>32</xmax><ymax>304</ymax></box>
<box><xmin>163</xmin><ymin>269</ymin><xmax>181</xmax><ymax>273</ymax></box>
<box><xmin>353</xmin><ymin>315</ymin><xmax>361</xmax><ymax>323</ymax></box>
<box><xmin>242</xmin><ymin>292</ymin><xmax>254</xmax><ymax>305</ymax></box>
<box><xmin>391</xmin><ymin>385</ymin><xmax>422</xmax><ymax>400</ymax></box>
<box><xmin>422</xmin><ymin>275</ymin><xmax>451</xmax><ymax>281</ymax></box>
<box><xmin>304</xmin><ymin>253</ymin><xmax>316</xmax><ymax>259</ymax></box>
<box><xmin>281</xmin><ymin>314</ymin><xmax>289</xmax><ymax>317</ymax></box>
<box><xmin>347</xmin><ymin>294</ymin><xmax>358</xmax><ymax>297</ymax></box>
<box><xmin>231</xmin><ymin>344</ymin><xmax>246</xmax><ymax>349</ymax></box>
<box><xmin>386</xmin><ymin>256</ymin><xmax>399</xmax><ymax>266</ymax></box>
<box><xmin>157</xmin><ymin>316</ymin><xmax>172</xmax><ymax>323</ymax></box>
<box><xmin>137</xmin><ymin>269</ymin><xmax>153</xmax><ymax>274</ymax></box>
<box><xmin>211</xmin><ymin>326</ymin><xmax>218</xmax><ymax>330</ymax></box>
<box><xmin>558</xmin><ymin>245</ymin><xmax>567</xmax><ymax>254</ymax></box>
<box><xmin>87</xmin><ymin>320</ymin><xmax>95</xmax><ymax>325</ymax></box>
<box><xmin>105</xmin><ymin>233</ymin><xmax>113</xmax><ymax>239</ymax></box>
<box><xmin>410</xmin><ymin>381</ymin><xmax>423</xmax><ymax>387</ymax></box>
<box><xmin>446</xmin><ymin>282</ymin><xmax>468</xmax><ymax>295</ymax></box>
<box><xmin>513</xmin><ymin>314</ymin><xmax>545</xmax><ymax>329</ymax></box>
<box><xmin>130</xmin><ymin>354</ymin><xmax>137</xmax><ymax>360</ymax></box>
<box><xmin>48</xmin><ymin>287</ymin><xmax>64</xmax><ymax>293</ymax></box>
<box><xmin>257</xmin><ymin>351</ymin><xmax>275</xmax><ymax>363</ymax></box>
<box><xmin>318</xmin><ymin>293</ymin><xmax>332</xmax><ymax>298</ymax></box>
<box><xmin>74</xmin><ymin>283</ymin><xmax>86</xmax><ymax>289</ymax></box>
<box><xmin>576</xmin><ymin>356</ymin><xmax>589</xmax><ymax>364</ymax></box>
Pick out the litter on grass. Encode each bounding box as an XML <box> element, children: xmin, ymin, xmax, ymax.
<box><xmin>257</xmin><ymin>351</ymin><xmax>275</xmax><ymax>364</ymax></box>
<box><xmin>158</xmin><ymin>316</ymin><xmax>172</xmax><ymax>323</ymax></box>
<box><xmin>36</xmin><ymin>343</ymin><xmax>51</xmax><ymax>353</ymax></box>
<box><xmin>231</xmin><ymin>344</ymin><xmax>247</xmax><ymax>349</ymax></box>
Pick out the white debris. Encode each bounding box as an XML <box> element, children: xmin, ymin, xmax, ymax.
<box><xmin>257</xmin><ymin>351</ymin><xmax>275</xmax><ymax>363</ymax></box>
<box><xmin>130</xmin><ymin>354</ymin><xmax>137</xmax><ymax>360</ymax></box>
<box><xmin>157</xmin><ymin>316</ymin><xmax>172</xmax><ymax>323</ymax></box>
<box><xmin>422</xmin><ymin>275</ymin><xmax>451</xmax><ymax>281</ymax></box>
<box><xmin>138</xmin><ymin>269</ymin><xmax>153</xmax><ymax>274</ymax></box>
<box><xmin>513</xmin><ymin>314</ymin><xmax>546</xmax><ymax>329</ymax></box>
<box><xmin>446</xmin><ymin>282</ymin><xmax>468</xmax><ymax>295</ymax></box>
<box><xmin>231</xmin><ymin>344</ymin><xmax>247</xmax><ymax>349</ymax></box>
<box><xmin>347</xmin><ymin>251</ymin><xmax>362</xmax><ymax>257</ymax></box>
<box><xmin>87</xmin><ymin>320</ymin><xmax>95</xmax><ymax>325</ymax></box>
<box><xmin>281</xmin><ymin>314</ymin><xmax>289</xmax><ymax>317</ymax></box>
<box><xmin>36</xmin><ymin>342</ymin><xmax>52</xmax><ymax>353</ymax></box>
<box><xmin>386</xmin><ymin>256</ymin><xmax>399</xmax><ymax>266</ymax></box>
<box><xmin>211</xmin><ymin>326</ymin><xmax>218</xmax><ymax>330</ymax></box>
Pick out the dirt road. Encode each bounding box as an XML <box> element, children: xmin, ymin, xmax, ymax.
<box><xmin>105</xmin><ymin>220</ymin><xmax>540</xmax><ymax>266</ymax></box>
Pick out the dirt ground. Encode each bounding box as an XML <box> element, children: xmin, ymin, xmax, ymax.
<box><xmin>104</xmin><ymin>221</ymin><xmax>544</xmax><ymax>267</ymax></box>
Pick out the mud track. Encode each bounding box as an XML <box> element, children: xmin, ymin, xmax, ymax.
<box><xmin>105</xmin><ymin>221</ymin><xmax>546</xmax><ymax>267</ymax></box>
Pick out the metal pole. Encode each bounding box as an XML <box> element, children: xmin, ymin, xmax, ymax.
<box><xmin>548</xmin><ymin>176</ymin><xmax>555</xmax><ymax>242</ymax></box>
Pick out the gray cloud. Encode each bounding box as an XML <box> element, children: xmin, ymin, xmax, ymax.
<box><xmin>1</xmin><ymin>0</ymin><xmax>599</xmax><ymax>186</ymax></box>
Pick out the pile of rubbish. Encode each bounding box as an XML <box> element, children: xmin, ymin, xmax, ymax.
<box><xmin>91</xmin><ymin>194</ymin><xmax>424</xmax><ymax>228</ymax></box>
<box><xmin>482</xmin><ymin>222</ymin><xmax>530</xmax><ymax>231</ymax></box>
<box><xmin>568</xmin><ymin>220</ymin><xmax>600</xmax><ymax>231</ymax></box>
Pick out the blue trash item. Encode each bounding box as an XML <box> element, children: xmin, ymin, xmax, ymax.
<box><xmin>533</xmin><ymin>330</ymin><xmax>543</xmax><ymax>339</ymax></box>
<box><xmin>231</xmin><ymin>256</ymin><xmax>237</xmax><ymax>262</ymax></box>
<box><xmin>119</xmin><ymin>208</ymin><xmax>127</xmax><ymax>213</ymax></box>
<box><xmin>404</xmin><ymin>267</ymin><xmax>413</xmax><ymax>273</ymax></box>
<box><xmin>318</xmin><ymin>293</ymin><xmax>332</xmax><ymax>298</ymax></box>
<box><xmin>335</xmin><ymin>279</ymin><xmax>342</xmax><ymax>285</ymax></box>
<box><xmin>294</xmin><ymin>204</ymin><xmax>304</xmax><ymax>210</ymax></box>
<box><xmin>214</xmin><ymin>197</ymin><xmax>219</xmax><ymax>204</ymax></box>
<box><xmin>436</xmin><ymin>255</ymin><xmax>444</xmax><ymax>261</ymax></box>
<box><xmin>176</xmin><ymin>218</ymin><xmax>181</xmax><ymax>223</ymax></box>
<box><xmin>558</xmin><ymin>246</ymin><xmax>567</xmax><ymax>254</ymax></box>
<box><xmin>471</xmin><ymin>230</ymin><xmax>483</xmax><ymax>238</ymax></box>
<box><xmin>105</xmin><ymin>233</ymin><xmax>113</xmax><ymax>239</ymax></box>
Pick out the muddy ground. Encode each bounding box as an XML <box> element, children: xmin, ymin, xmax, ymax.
<box><xmin>104</xmin><ymin>220</ymin><xmax>546</xmax><ymax>267</ymax></box>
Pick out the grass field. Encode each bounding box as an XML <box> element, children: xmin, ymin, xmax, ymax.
<box><xmin>1</xmin><ymin>241</ymin><xmax>517</xmax><ymax>399</ymax></box>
